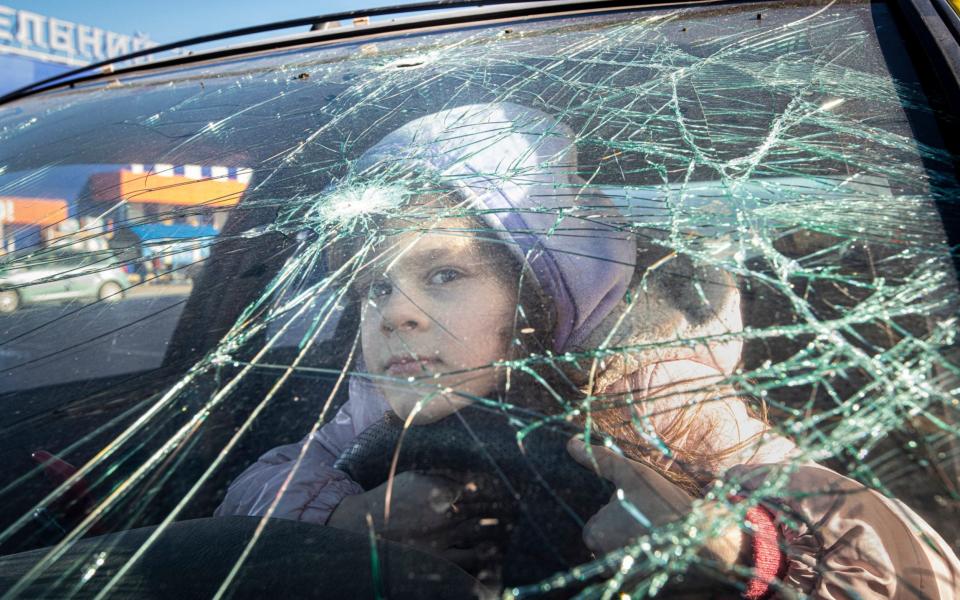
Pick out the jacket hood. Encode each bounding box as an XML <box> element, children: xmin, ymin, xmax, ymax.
<box><xmin>343</xmin><ymin>102</ymin><xmax>636</xmax><ymax>352</ymax></box>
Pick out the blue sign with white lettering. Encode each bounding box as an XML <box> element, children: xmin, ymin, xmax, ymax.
<box><xmin>0</xmin><ymin>4</ymin><xmax>155</xmax><ymax>94</ymax></box>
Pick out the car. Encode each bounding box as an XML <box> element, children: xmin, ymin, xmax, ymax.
<box><xmin>0</xmin><ymin>0</ymin><xmax>958</xmax><ymax>598</ymax></box>
<box><xmin>0</xmin><ymin>249</ymin><xmax>130</xmax><ymax>313</ymax></box>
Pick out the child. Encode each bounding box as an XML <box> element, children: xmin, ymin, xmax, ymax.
<box><xmin>215</xmin><ymin>102</ymin><xmax>635</xmax><ymax>560</ymax></box>
<box><xmin>564</xmin><ymin>253</ymin><xmax>960</xmax><ymax>599</ymax></box>
<box><xmin>216</xmin><ymin>103</ymin><xmax>959</xmax><ymax>598</ymax></box>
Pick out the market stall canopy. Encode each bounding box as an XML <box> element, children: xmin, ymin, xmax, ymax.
<box><xmin>130</xmin><ymin>223</ymin><xmax>218</xmax><ymax>241</ymax></box>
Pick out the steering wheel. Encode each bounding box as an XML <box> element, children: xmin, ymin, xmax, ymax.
<box><xmin>334</xmin><ymin>405</ymin><xmax>614</xmax><ymax>587</ymax></box>
<box><xmin>1</xmin><ymin>406</ymin><xmax>612</xmax><ymax>598</ymax></box>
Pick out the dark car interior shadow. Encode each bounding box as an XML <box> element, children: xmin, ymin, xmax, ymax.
<box><xmin>0</xmin><ymin>516</ymin><xmax>485</xmax><ymax>599</ymax></box>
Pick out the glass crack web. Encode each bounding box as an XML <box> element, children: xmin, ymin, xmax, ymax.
<box><xmin>0</xmin><ymin>1</ymin><xmax>957</xmax><ymax>598</ymax></box>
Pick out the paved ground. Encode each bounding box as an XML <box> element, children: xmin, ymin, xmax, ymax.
<box><xmin>0</xmin><ymin>287</ymin><xmax>190</xmax><ymax>395</ymax></box>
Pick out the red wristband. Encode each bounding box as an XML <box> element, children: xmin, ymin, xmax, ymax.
<box><xmin>742</xmin><ymin>504</ymin><xmax>786</xmax><ymax>600</ymax></box>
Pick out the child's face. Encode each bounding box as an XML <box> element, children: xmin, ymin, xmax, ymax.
<box><xmin>358</xmin><ymin>223</ymin><xmax>517</xmax><ymax>424</ymax></box>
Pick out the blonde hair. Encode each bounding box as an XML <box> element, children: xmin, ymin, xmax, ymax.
<box><xmin>574</xmin><ymin>251</ymin><xmax>770</xmax><ymax>494</ymax></box>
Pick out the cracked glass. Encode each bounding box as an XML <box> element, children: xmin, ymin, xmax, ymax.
<box><xmin>0</xmin><ymin>0</ymin><xmax>958</xmax><ymax>598</ymax></box>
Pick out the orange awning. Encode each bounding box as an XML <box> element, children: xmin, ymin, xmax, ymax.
<box><xmin>88</xmin><ymin>170</ymin><xmax>245</xmax><ymax>207</ymax></box>
<box><xmin>1</xmin><ymin>197</ymin><xmax>69</xmax><ymax>225</ymax></box>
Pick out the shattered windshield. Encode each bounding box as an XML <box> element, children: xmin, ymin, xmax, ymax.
<box><xmin>1</xmin><ymin>0</ymin><xmax>958</xmax><ymax>598</ymax></box>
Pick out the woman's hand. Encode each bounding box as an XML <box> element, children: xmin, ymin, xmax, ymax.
<box><xmin>567</xmin><ymin>438</ymin><xmax>745</xmax><ymax>568</ymax></box>
<box><xmin>327</xmin><ymin>471</ymin><xmax>500</xmax><ymax>568</ymax></box>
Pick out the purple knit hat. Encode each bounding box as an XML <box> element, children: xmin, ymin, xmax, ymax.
<box><xmin>351</xmin><ymin>103</ymin><xmax>636</xmax><ymax>352</ymax></box>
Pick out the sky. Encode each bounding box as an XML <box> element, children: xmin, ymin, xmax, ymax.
<box><xmin>8</xmin><ymin>0</ymin><xmax>405</xmax><ymax>47</ymax></box>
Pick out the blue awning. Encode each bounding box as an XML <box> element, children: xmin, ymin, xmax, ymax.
<box><xmin>130</xmin><ymin>224</ymin><xmax>219</xmax><ymax>241</ymax></box>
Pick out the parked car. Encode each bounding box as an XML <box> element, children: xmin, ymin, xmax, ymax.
<box><xmin>0</xmin><ymin>249</ymin><xmax>129</xmax><ymax>312</ymax></box>
<box><xmin>0</xmin><ymin>0</ymin><xmax>958</xmax><ymax>598</ymax></box>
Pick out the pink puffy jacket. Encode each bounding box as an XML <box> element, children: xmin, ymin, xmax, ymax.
<box><xmin>215</xmin><ymin>365</ymin><xmax>960</xmax><ymax>599</ymax></box>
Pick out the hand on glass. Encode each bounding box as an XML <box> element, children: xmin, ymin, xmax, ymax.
<box><xmin>327</xmin><ymin>471</ymin><xmax>501</xmax><ymax>568</ymax></box>
<box><xmin>567</xmin><ymin>438</ymin><xmax>745</xmax><ymax>568</ymax></box>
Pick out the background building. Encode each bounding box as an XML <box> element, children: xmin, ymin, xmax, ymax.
<box><xmin>0</xmin><ymin>5</ymin><xmax>163</xmax><ymax>260</ymax></box>
<box><xmin>0</xmin><ymin>4</ymin><xmax>156</xmax><ymax>96</ymax></box>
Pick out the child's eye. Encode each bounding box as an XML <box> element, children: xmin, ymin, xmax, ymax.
<box><xmin>428</xmin><ymin>268</ymin><xmax>462</xmax><ymax>285</ymax></box>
